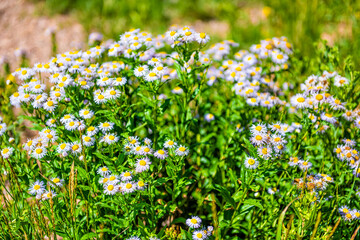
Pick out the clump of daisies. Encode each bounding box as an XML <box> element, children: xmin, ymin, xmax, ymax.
<box><xmin>98</xmin><ymin>137</ymin><xmax>189</xmax><ymax>195</ymax></box>
<box><xmin>339</xmin><ymin>206</ymin><xmax>360</xmax><ymax>221</ymax></box>
<box><xmin>289</xmin><ymin>71</ymin><xmax>357</xmax><ymax>131</ymax></box>
<box><xmin>186</xmin><ymin>216</ymin><xmax>213</xmax><ymax>240</ymax></box>
<box><xmin>216</xmin><ymin>37</ymin><xmax>293</xmax><ymax>109</ymax></box>
<box><xmin>28</xmin><ymin>177</ymin><xmax>64</xmax><ymax>200</ymax></box>
<box><xmin>248</xmin><ymin>122</ymin><xmax>294</xmax><ymax>160</ymax></box>
<box><xmin>293</xmin><ymin>173</ymin><xmax>334</xmax><ymax>197</ymax></box>
<box><xmin>333</xmin><ymin>139</ymin><xmax>360</xmax><ymax>177</ymax></box>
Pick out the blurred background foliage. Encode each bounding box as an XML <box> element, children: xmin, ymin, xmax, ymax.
<box><xmin>33</xmin><ymin>0</ymin><xmax>360</xmax><ymax>63</ymax></box>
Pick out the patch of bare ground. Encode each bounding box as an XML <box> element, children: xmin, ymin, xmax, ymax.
<box><xmin>0</xmin><ymin>0</ymin><xmax>85</xmax><ymax>69</ymax></box>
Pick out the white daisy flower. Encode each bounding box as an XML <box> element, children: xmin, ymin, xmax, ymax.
<box><xmin>141</xmin><ymin>146</ymin><xmax>153</xmax><ymax>155</ymax></box>
<box><xmin>98</xmin><ymin>122</ymin><xmax>114</xmax><ymax>133</ymax></box>
<box><xmin>70</xmin><ymin>142</ymin><xmax>82</xmax><ymax>155</ymax></box>
<box><xmin>244</xmin><ymin>157</ymin><xmax>259</xmax><ymax>169</ymax></box>
<box><xmin>46</xmin><ymin>118</ymin><xmax>57</xmax><ymax>128</ymax></box>
<box><xmin>121</xmin><ymin>181</ymin><xmax>136</xmax><ymax>193</ymax></box>
<box><xmin>107</xmin><ymin>175</ymin><xmax>120</xmax><ymax>185</ymax></box>
<box><xmin>290</xmin><ymin>94</ymin><xmax>308</xmax><ymax>109</ymax></box>
<box><xmin>41</xmin><ymin>190</ymin><xmax>57</xmax><ymax>201</ymax></box>
<box><xmin>195</xmin><ymin>32</ymin><xmax>210</xmax><ymax>44</ymax></box>
<box><xmin>97</xmin><ymin>166</ymin><xmax>111</xmax><ymax>176</ymax></box>
<box><xmin>175</xmin><ymin>145</ymin><xmax>189</xmax><ymax>156</ymax></box>
<box><xmin>105</xmin><ymin>88</ymin><xmax>121</xmax><ymax>100</ymax></box>
<box><xmin>94</xmin><ymin>92</ymin><xmax>107</xmax><ymax>104</ymax></box>
<box><xmin>298</xmin><ymin>161</ymin><xmax>312</xmax><ymax>171</ymax></box>
<box><xmin>204</xmin><ymin>113</ymin><xmax>215</xmax><ymax>122</ymax></box>
<box><xmin>186</xmin><ymin>216</ymin><xmax>202</xmax><ymax>228</ymax></box>
<box><xmin>79</xmin><ymin>109</ymin><xmax>94</xmax><ymax>119</ymax></box>
<box><xmin>143</xmin><ymin>138</ymin><xmax>152</xmax><ymax>146</ymax></box>
<box><xmin>154</xmin><ymin>149</ymin><xmax>168</xmax><ymax>159</ymax></box>
<box><xmin>144</xmin><ymin>71</ymin><xmax>158</xmax><ymax>82</ymax></box>
<box><xmin>32</xmin><ymin>146</ymin><xmax>47</xmax><ymax>159</ymax></box>
<box><xmin>128</xmin><ymin>136</ymin><xmax>140</xmax><ymax>146</ymax></box>
<box><xmin>134</xmin><ymin>65</ymin><xmax>148</xmax><ymax>77</ymax></box>
<box><xmin>87</xmin><ymin>126</ymin><xmax>99</xmax><ymax>136</ymax></box>
<box><xmin>64</xmin><ymin>120</ymin><xmax>78</xmax><ymax>131</ymax></box>
<box><xmin>171</xmin><ymin>86</ymin><xmax>183</xmax><ymax>94</ymax></box>
<box><xmin>51</xmin><ymin>177</ymin><xmax>64</xmax><ymax>187</ymax></box>
<box><xmin>135</xmin><ymin>158</ymin><xmax>151</xmax><ymax>173</ymax></box>
<box><xmin>136</xmin><ymin>180</ymin><xmax>147</xmax><ymax>190</ymax></box>
<box><xmin>250</xmin><ymin>123</ymin><xmax>267</xmax><ymax>134</ymax></box>
<box><xmin>29</xmin><ymin>180</ymin><xmax>46</xmax><ymax>195</ymax></box>
<box><xmin>192</xmin><ymin>230</ymin><xmax>206</xmax><ymax>240</ymax></box>
<box><xmin>164</xmin><ymin>140</ymin><xmax>177</xmax><ymax>149</ymax></box>
<box><xmin>60</xmin><ymin>114</ymin><xmax>75</xmax><ymax>124</ymax></box>
<box><xmin>82</xmin><ymin>135</ymin><xmax>95</xmax><ymax>147</ymax></box>
<box><xmin>258</xmin><ymin>146</ymin><xmax>272</xmax><ymax>159</ymax></box>
<box><xmin>57</xmin><ymin>143</ymin><xmax>70</xmax><ymax>154</ymax></box>
<box><xmin>104</xmin><ymin>183</ymin><xmax>118</xmax><ymax>195</ymax></box>
<box><xmin>250</xmin><ymin>133</ymin><xmax>267</xmax><ymax>146</ymax></box>
<box><xmin>334</xmin><ymin>75</ymin><xmax>349</xmax><ymax>87</ymax></box>
<box><xmin>101</xmin><ymin>134</ymin><xmax>119</xmax><ymax>145</ymax></box>
<box><xmin>112</xmin><ymin>76</ymin><xmax>127</xmax><ymax>86</ymax></box>
<box><xmin>120</xmin><ymin>171</ymin><xmax>133</xmax><ymax>181</ymax></box>
<box><xmin>1</xmin><ymin>147</ymin><xmax>14</xmax><ymax>159</ymax></box>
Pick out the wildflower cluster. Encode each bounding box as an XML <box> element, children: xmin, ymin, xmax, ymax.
<box><xmin>2</xmin><ymin>25</ymin><xmax>360</xmax><ymax>239</ymax></box>
<box><xmin>186</xmin><ymin>216</ymin><xmax>213</xmax><ymax>240</ymax></box>
<box><xmin>334</xmin><ymin>140</ymin><xmax>360</xmax><ymax>176</ymax></box>
<box><xmin>339</xmin><ymin>206</ymin><xmax>360</xmax><ymax>221</ymax></box>
<box><xmin>247</xmin><ymin>122</ymin><xmax>293</xmax><ymax>162</ymax></box>
<box><xmin>29</xmin><ymin>177</ymin><xmax>64</xmax><ymax>201</ymax></box>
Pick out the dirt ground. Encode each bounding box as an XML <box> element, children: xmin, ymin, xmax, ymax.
<box><xmin>0</xmin><ymin>0</ymin><xmax>85</xmax><ymax>69</ymax></box>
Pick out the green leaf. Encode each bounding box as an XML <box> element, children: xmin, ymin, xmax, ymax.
<box><xmin>80</xmin><ymin>232</ymin><xmax>97</xmax><ymax>240</ymax></box>
<box><xmin>214</xmin><ymin>184</ymin><xmax>236</xmax><ymax>208</ymax></box>
<box><xmin>242</xmin><ymin>199</ymin><xmax>263</xmax><ymax>211</ymax></box>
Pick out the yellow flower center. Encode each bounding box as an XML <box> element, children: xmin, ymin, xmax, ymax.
<box><xmin>72</xmin><ymin>145</ymin><xmax>79</xmax><ymax>151</ymax></box>
<box><xmin>297</xmin><ymin>97</ymin><xmax>305</xmax><ymax>103</ymax></box>
<box><xmin>248</xmin><ymin>159</ymin><xmax>255</xmax><ymax>165</ymax></box>
<box><xmin>315</xmin><ymin>94</ymin><xmax>323</xmax><ymax>101</ymax></box>
<box><xmin>262</xmin><ymin>148</ymin><xmax>268</xmax><ymax>154</ymax></box>
<box><xmin>60</xmin><ymin>143</ymin><xmax>67</xmax><ymax>149</ymax></box>
<box><xmin>35</xmin><ymin>148</ymin><xmax>43</xmax><ymax>154</ymax></box>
